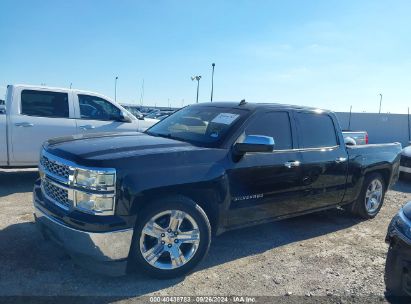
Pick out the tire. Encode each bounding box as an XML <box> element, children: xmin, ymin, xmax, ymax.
<box><xmin>348</xmin><ymin>172</ymin><xmax>386</xmax><ymax>219</ymax></box>
<box><xmin>130</xmin><ymin>196</ymin><xmax>211</xmax><ymax>279</ymax></box>
<box><xmin>385</xmin><ymin>242</ymin><xmax>406</xmax><ymax>297</ymax></box>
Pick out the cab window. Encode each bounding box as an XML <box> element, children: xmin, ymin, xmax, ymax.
<box><xmin>78</xmin><ymin>94</ymin><xmax>121</xmax><ymax>121</ymax></box>
<box><xmin>245</xmin><ymin>111</ymin><xmax>293</xmax><ymax>150</ymax></box>
<box><xmin>295</xmin><ymin>112</ymin><xmax>338</xmax><ymax>148</ymax></box>
<box><xmin>21</xmin><ymin>90</ymin><xmax>69</xmax><ymax>118</ymax></box>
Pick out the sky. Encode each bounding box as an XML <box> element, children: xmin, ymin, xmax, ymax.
<box><xmin>1</xmin><ymin>0</ymin><xmax>411</xmax><ymax>113</ymax></box>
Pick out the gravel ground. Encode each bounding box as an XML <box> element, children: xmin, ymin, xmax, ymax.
<box><xmin>1</xmin><ymin>168</ymin><xmax>410</xmax><ymax>302</ymax></box>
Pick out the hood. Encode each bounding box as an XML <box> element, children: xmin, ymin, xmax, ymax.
<box><xmin>44</xmin><ymin>132</ymin><xmax>210</xmax><ymax>166</ymax></box>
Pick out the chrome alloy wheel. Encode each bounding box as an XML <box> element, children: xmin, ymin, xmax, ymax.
<box><xmin>365</xmin><ymin>179</ymin><xmax>383</xmax><ymax>214</ymax></box>
<box><xmin>139</xmin><ymin>210</ymin><xmax>200</xmax><ymax>270</ymax></box>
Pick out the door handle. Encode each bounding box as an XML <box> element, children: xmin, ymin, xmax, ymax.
<box><xmin>79</xmin><ymin>125</ymin><xmax>95</xmax><ymax>130</ymax></box>
<box><xmin>15</xmin><ymin>122</ymin><xmax>34</xmax><ymax>127</ymax></box>
<box><xmin>335</xmin><ymin>157</ymin><xmax>347</xmax><ymax>163</ymax></box>
<box><xmin>284</xmin><ymin>161</ymin><xmax>300</xmax><ymax>168</ymax></box>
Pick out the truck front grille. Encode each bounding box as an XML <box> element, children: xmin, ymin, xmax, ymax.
<box><xmin>40</xmin><ymin>155</ymin><xmax>70</xmax><ymax>181</ymax></box>
<box><xmin>43</xmin><ymin>179</ymin><xmax>72</xmax><ymax>209</ymax></box>
<box><xmin>39</xmin><ymin>149</ymin><xmax>116</xmax><ymax>215</ymax></box>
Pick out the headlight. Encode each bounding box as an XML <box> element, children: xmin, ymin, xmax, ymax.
<box><xmin>75</xmin><ymin>168</ymin><xmax>115</xmax><ymax>190</ymax></box>
<box><xmin>73</xmin><ymin>167</ymin><xmax>116</xmax><ymax>215</ymax></box>
<box><xmin>393</xmin><ymin>210</ymin><xmax>411</xmax><ymax>239</ymax></box>
<box><xmin>76</xmin><ymin>192</ymin><xmax>115</xmax><ymax>214</ymax></box>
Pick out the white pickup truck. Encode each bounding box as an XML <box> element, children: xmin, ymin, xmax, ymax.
<box><xmin>0</xmin><ymin>84</ymin><xmax>158</xmax><ymax>167</ymax></box>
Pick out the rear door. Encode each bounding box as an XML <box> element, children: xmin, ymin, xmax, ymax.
<box><xmin>227</xmin><ymin>111</ymin><xmax>304</xmax><ymax>226</ymax></box>
<box><xmin>9</xmin><ymin>88</ymin><xmax>77</xmax><ymax>165</ymax></box>
<box><xmin>294</xmin><ymin>111</ymin><xmax>348</xmax><ymax>209</ymax></box>
<box><xmin>74</xmin><ymin>94</ymin><xmax>139</xmax><ymax>134</ymax></box>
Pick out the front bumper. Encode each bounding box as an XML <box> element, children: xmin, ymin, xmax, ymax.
<box><xmin>385</xmin><ymin>236</ymin><xmax>411</xmax><ymax>296</ymax></box>
<box><xmin>385</xmin><ymin>210</ymin><xmax>411</xmax><ymax>296</ymax></box>
<box><xmin>33</xmin><ymin>186</ymin><xmax>134</xmax><ymax>275</ymax></box>
<box><xmin>34</xmin><ymin>205</ymin><xmax>133</xmax><ymax>261</ymax></box>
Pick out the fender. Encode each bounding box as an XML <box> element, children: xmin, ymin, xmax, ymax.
<box><xmin>115</xmin><ymin>150</ymin><xmax>231</xmax><ymax>233</ymax></box>
<box><xmin>343</xmin><ymin>145</ymin><xmax>400</xmax><ymax>203</ymax></box>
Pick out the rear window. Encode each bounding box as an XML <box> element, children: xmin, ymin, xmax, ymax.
<box><xmin>21</xmin><ymin>90</ymin><xmax>69</xmax><ymax>118</ymax></box>
<box><xmin>295</xmin><ymin>112</ymin><xmax>338</xmax><ymax>148</ymax></box>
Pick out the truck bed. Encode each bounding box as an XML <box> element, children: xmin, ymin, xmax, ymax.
<box><xmin>347</xmin><ymin>142</ymin><xmax>402</xmax><ymax>155</ymax></box>
<box><xmin>347</xmin><ymin>142</ymin><xmax>402</xmax><ymax>188</ymax></box>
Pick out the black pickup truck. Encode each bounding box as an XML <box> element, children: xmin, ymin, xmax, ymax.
<box><xmin>33</xmin><ymin>102</ymin><xmax>401</xmax><ymax>278</ymax></box>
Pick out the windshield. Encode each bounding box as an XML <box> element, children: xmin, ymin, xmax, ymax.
<box><xmin>123</xmin><ymin>106</ymin><xmax>142</xmax><ymax>117</ymax></box>
<box><xmin>146</xmin><ymin>106</ymin><xmax>249</xmax><ymax>146</ymax></box>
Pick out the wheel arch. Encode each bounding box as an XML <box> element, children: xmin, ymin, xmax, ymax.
<box><xmin>130</xmin><ymin>184</ymin><xmax>225</xmax><ymax>234</ymax></box>
<box><xmin>365</xmin><ymin>167</ymin><xmax>391</xmax><ymax>189</ymax></box>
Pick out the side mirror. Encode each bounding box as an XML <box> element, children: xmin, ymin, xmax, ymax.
<box><xmin>234</xmin><ymin>135</ymin><xmax>275</xmax><ymax>156</ymax></box>
<box><xmin>118</xmin><ymin>112</ymin><xmax>132</xmax><ymax>123</ymax></box>
<box><xmin>137</xmin><ymin>114</ymin><xmax>144</xmax><ymax>120</ymax></box>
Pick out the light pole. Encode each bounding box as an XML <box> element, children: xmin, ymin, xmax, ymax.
<box><xmin>210</xmin><ymin>63</ymin><xmax>215</xmax><ymax>102</ymax></box>
<box><xmin>378</xmin><ymin>93</ymin><xmax>382</xmax><ymax>114</ymax></box>
<box><xmin>139</xmin><ymin>79</ymin><xmax>145</xmax><ymax>106</ymax></box>
<box><xmin>115</xmin><ymin>76</ymin><xmax>119</xmax><ymax>102</ymax></box>
<box><xmin>408</xmin><ymin>107</ymin><xmax>410</xmax><ymax>144</ymax></box>
<box><xmin>191</xmin><ymin>75</ymin><xmax>202</xmax><ymax>103</ymax></box>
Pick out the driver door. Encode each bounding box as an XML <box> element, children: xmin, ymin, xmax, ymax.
<box><xmin>74</xmin><ymin>94</ymin><xmax>138</xmax><ymax>134</ymax></box>
<box><xmin>227</xmin><ymin>111</ymin><xmax>305</xmax><ymax>226</ymax></box>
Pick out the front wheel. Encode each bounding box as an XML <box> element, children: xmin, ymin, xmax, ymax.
<box><xmin>130</xmin><ymin>196</ymin><xmax>211</xmax><ymax>279</ymax></box>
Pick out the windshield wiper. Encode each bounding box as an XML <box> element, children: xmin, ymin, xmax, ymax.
<box><xmin>148</xmin><ymin>131</ymin><xmax>175</xmax><ymax>140</ymax></box>
<box><xmin>146</xmin><ymin>131</ymin><xmax>191</xmax><ymax>144</ymax></box>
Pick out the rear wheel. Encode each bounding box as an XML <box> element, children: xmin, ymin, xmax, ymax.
<box><xmin>345</xmin><ymin>173</ymin><xmax>385</xmax><ymax>219</ymax></box>
<box><xmin>130</xmin><ymin>196</ymin><xmax>211</xmax><ymax>279</ymax></box>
